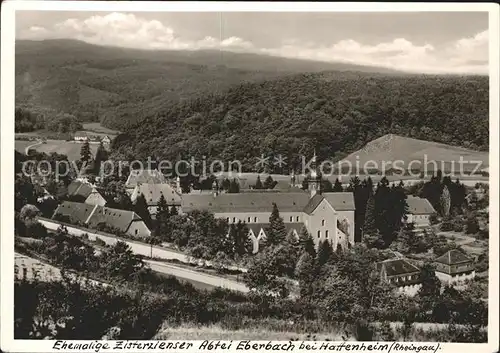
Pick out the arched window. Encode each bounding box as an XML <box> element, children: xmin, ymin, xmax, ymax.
<box><xmin>296</xmin><ymin>216</ymin><xmax>300</xmax><ymax>222</ymax></box>
<box><xmin>317</xmin><ymin>230</ymin><xmax>321</xmax><ymax>238</ymax></box>
<box><xmin>290</xmin><ymin>216</ymin><xmax>293</xmax><ymax>222</ymax></box>
<box><xmin>322</xmin><ymin>219</ymin><xmax>325</xmax><ymax>226</ymax></box>
<box><xmin>254</xmin><ymin>217</ymin><xmax>258</xmax><ymax>222</ymax></box>
<box><xmin>325</xmin><ymin>230</ymin><xmax>329</xmax><ymax>238</ymax></box>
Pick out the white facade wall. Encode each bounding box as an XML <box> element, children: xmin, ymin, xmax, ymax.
<box><xmin>85</xmin><ymin>193</ymin><xmax>107</xmax><ymax>207</ymax></box>
<box><xmin>214</xmin><ymin>211</ymin><xmax>303</xmax><ymax>225</ymax></box>
<box><xmin>307</xmin><ymin>199</ymin><xmax>338</xmax><ymax>248</ymax></box>
<box><xmin>126</xmin><ymin>220</ymin><xmax>151</xmax><ymax>238</ymax></box>
<box><xmin>397</xmin><ymin>283</ymin><xmax>422</xmax><ymax>297</ymax></box>
<box><xmin>435</xmin><ymin>270</ymin><xmax>476</xmax><ymax>285</ymax></box>
<box><xmin>337</xmin><ymin>210</ymin><xmax>355</xmax><ymax>244</ymax></box>
<box><xmin>407</xmin><ymin>213</ymin><xmax>431</xmax><ymax>227</ymax></box>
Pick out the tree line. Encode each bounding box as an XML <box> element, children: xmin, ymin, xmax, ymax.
<box><xmin>15</xmin><ymin>106</ymin><xmax>83</xmax><ymax>134</ymax></box>
<box><xmin>111</xmin><ymin>73</ymin><xmax>488</xmax><ymax>172</ymax></box>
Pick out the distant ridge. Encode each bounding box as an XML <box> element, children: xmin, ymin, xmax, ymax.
<box><xmin>15</xmin><ymin>39</ymin><xmax>403</xmax><ymax>130</ymax></box>
<box><xmin>16</xmin><ymin>39</ymin><xmax>402</xmax><ymax>74</ymax></box>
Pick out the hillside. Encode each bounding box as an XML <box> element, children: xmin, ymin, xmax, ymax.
<box><xmin>340</xmin><ymin>134</ymin><xmax>489</xmax><ymax>174</ymax></box>
<box><xmin>110</xmin><ymin>72</ymin><xmax>489</xmax><ymax>173</ymax></box>
<box><xmin>15</xmin><ymin>39</ymin><xmax>398</xmax><ymax>130</ymax></box>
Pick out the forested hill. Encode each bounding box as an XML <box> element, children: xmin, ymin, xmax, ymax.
<box><xmin>111</xmin><ymin>72</ymin><xmax>488</xmax><ymax>172</ymax></box>
<box><xmin>15</xmin><ymin>39</ymin><xmax>398</xmax><ymax>131</ymax></box>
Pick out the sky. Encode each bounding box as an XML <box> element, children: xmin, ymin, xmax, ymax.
<box><xmin>16</xmin><ymin>11</ymin><xmax>490</xmax><ymax>74</ymax></box>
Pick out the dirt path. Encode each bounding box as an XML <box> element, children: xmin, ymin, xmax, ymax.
<box><xmin>25</xmin><ymin>140</ymin><xmax>42</xmax><ymax>155</ymax></box>
<box><xmin>437</xmin><ymin>231</ymin><xmax>476</xmax><ymax>245</ymax></box>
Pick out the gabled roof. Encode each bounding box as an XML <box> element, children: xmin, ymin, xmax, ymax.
<box><xmin>125</xmin><ymin>169</ymin><xmax>166</xmax><ymax>188</ymax></box>
<box><xmin>246</xmin><ymin>222</ymin><xmax>304</xmax><ymax>238</ymax></box>
<box><xmin>435</xmin><ymin>249</ymin><xmax>472</xmax><ymax>265</ymax></box>
<box><xmin>52</xmin><ymin>201</ymin><xmax>146</xmax><ymax>233</ymax></box>
<box><xmin>285</xmin><ymin>222</ymin><xmax>305</xmax><ymax>235</ymax></box>
<box><xmin>303</xmin><ymin>192</ymin><xmax>355</xmax><ymax>214</ymax></box>
<box><xmin>131</xmin><ymin>183</ymin><xmax>181</xmax><ymax>206</ymax></box>
<box><xmin>241</xmin><ymin>187</ymin><xmax>305</xmax><ymax>194</ymax></box>
<box><xmin>303</xmin><ymin>194</ymin><xmax>324</xmax><ymax>214</ymax></box>
<box><xmin>323</xmin><ymin>192</ymin><xmax>356</xmax><ymax>211</ymax></box>
<box><xmin>406</xmin><ymin>196</ymin><xmax>436</xmax><ymax>215</ymax></box>
<box><xmin>68</xmin><ymin>181</ymin><xmax>94</xmax><ymax>199</ymax></box>
<box><xmin>273</xmin><ymin>180</ymin><xmax>293</xmax><ymax>190</ymax></box>
<box><xmin>181</xmin><ymin>192</ymin><xmax>311</xmax><ymax>213</ymax></box>
<box><xmin>247</xmin><ymin>223</ymin><xmax>269</xmax><ymax>236</ymax></box>
<box><xmin>87</xmin><ymin>206</ymin><xmax>142</xmax><ymax>233</ymax></box>
<box><xmin>52</xmin><ymin>201</ymin><xmax>96</xmax><ymax>224</ymax></box>
<box><xmin>377</xmin><ymin>258</ymin><xmax>420</xmax><ymax>277</ymax></box>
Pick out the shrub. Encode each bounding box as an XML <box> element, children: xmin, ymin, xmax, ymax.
<box><xmin>429</xmin><ymin>214</ymin><xmax>439</xmax><ymax>225</ymax></box>
<box><xmin>95</xmin><ymin>237</ymin><xmax>106</xmax><ymax>247</ymax></box>
<box><xmin>465</xmin><ymin>217</ymin><xmax>480</xmax><ymax>234</ymax></box>
<box><xmin>440</xmin><ymin>219</ymin><xmax>453</xmax><ymax>232</ymax></box>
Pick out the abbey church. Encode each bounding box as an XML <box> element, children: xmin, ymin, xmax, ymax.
<box><xmin>180</xmin><ymin>153</ymin><xmax>355</xmax><ymax>253</ymax></box>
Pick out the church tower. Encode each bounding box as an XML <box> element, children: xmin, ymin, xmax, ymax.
<box><xmin>212</xmin><ymin>179</ymin><xmax>219</xmax><ymax>198</ymax></box>
<box><xmin>308</xmin><ymin>149</ymin><xmax>321</xmax><ymax>197</ymax></box>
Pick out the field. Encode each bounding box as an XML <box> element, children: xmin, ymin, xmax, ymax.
<box><xmin>80</xmin><ymin>122</ymin><xmax>120</xmax><ymax>137</ymax></box>
<box><xmin>340</xmin><ymin>134</ymin><xmax>489</xmax><ymax>174</ymax></box>
<box><xmin>153</xmin><ymin>322</ymin><xmax>480</xmax><ymax>341</ymax></box>
<box><xmin>15</xmin><ymin>139</ymin><xmax>99</xmax><ymax>161</ymax></box>
<box><xmin>154</xmin><ymin>323</ymin><xmax>344</xmax><ymax>340</ymax></box>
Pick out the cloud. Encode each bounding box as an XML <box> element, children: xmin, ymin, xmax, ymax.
<box><xmin>262</xmin><ymin>32</ymin><xmax>488</xmax><ymax>74</ymax></box>
<box><xmin>18</xmin><ymin>12</ymin><xmax>253</xmax><ymax>51</ymax></box>
<box><xmin>17</xmin><ymin>12</ymin><xmax>488</xmax><ymax>74</ymax></box>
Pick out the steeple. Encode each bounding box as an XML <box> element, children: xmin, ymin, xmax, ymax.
<box><xmin>310</xmin><ymin>148</ymin><xmax>318</xmax><ymax>179</ymax></box>
<box><xmin>308</xmin><ymin>149</ymin><xmax>321</xmax><ymax>197</ymax></box>
<box><xmin>212</xmin><ymin>179</ymin><xmax>219</xmax><ymax>198</ymax></box>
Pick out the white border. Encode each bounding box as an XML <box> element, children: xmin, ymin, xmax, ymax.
<box><xmin>1</xmin><ymin>2</ymin><xmax>499</xmax><ymax>353</ymax></box>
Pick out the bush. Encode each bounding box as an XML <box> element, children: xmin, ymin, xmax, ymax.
<box><xmin>377</xmin><ymin>321</ymin><xmax>395</xmax><ymax>341</ymax></box>
<box><xmin>440</xmin><ymin>219</ymin><xmax>454</xmax><ymax>232</ymax></box>
<box><xmin>465</xmin><ymin>217</ymin><xmax>480</xmax><ymax>234</ymax></box>
<box><xmin>477</xmin><ymin>228</ymin><xmax>488</xmax><ymax>240</ymax></box>
<box><xmin>95</xmin><ymin>237</ymin><xmax>106</xmax><ymax>247</ymax></box>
